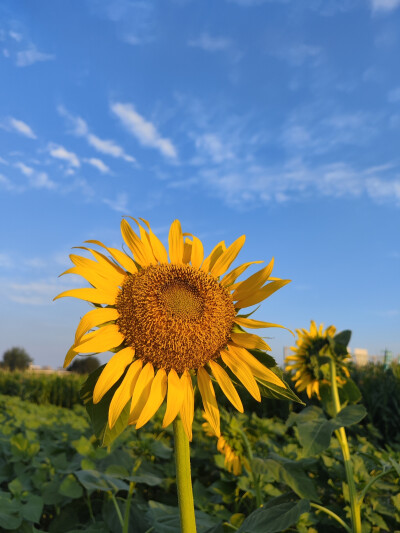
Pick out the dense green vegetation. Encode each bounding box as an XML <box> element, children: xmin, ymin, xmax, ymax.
<box><xmin>0</xmin><ymin>389</ymin><xmax>399</xmax><ymax>532</ymax></box>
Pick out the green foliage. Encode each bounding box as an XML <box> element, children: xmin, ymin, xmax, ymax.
<box><xmin>0</xmin><ymin>370</ymin><xmax>84</xmax><ymax>408</ymax></box>
<box><xmin>1</xmin><ymin>347</ymin><xmax>32</xmax><ymax>371</ymax></box>
<box><xmin>0</xmin><ymin>393</ymin><xmax>399</xmax><ymax>532</ymax></box>
<box><xmin>67</xmin><ymin>357</ymin><xmax>101</xmax><ymax>374</ymax></box>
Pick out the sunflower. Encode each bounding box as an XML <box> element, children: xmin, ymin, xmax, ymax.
<box><xmin>285</xmin><ymin>320</ymin><xmax>351</xmax><ymax>399</ymax></box>
<box><xmin>202</xmin><ymin>413</ymin><xmax>248</xmax><ymax>475</ymax></box>
<box><xmin>55</xmin><ymin>217</ymin><xmax>290</xmax><ymax>441</ymax></box>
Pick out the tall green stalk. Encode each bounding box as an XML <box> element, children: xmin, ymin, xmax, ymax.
<box><xmin>329</xmin><ymin>357</ymin><xmax>362</xmax><ymax>533</ymax></box>
<box><xmin>173</xmin><ymin>418</ymin><xmax>197</xmax><ymax>533</ymax></box>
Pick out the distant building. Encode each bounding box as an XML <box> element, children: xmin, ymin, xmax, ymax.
<box><xmin>283</xmin><ymin>346</ymin><xmax>292</xmax><ymax>361</ymax></box>
<box><xmin>351</xmin><ymin>348</ymin><xmax>369</xmax><ymax>366</ymax></box>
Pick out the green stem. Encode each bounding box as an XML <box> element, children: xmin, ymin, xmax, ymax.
<box><xmin>329</xmin><ymin>358</ymin><xmax>362</xmax><ymax>533</ymax></box>
<box><xmin>122</xmin><ymin>459</ymin><xmax>142</xmax><ymax>533</ymax></box>
<box><xmin>237</xmin><ymin>426</ymin><xmax>262</xmax><ymax>508</ymax></box>
<box><xmin>110</xmin><ymin>492</ymin><xmax>124</xmax><ymax>528</ymax></box>
<box><xmin>173</xmin><ymin>418</ymin><xmax>197</xmax><ymax>533</ymax></box>
<box><xmin>359</xmin><ymin>467</ymin><xmax>394</xmax><ymax>503</ymax></box>
<box><xmin>310</xmin><ymin>503</ymin><xmax>352</xmax><ymax>533</ymax></box>
<box><xmin>86</xmin><ymin>492</ymin><xmax>95</xmax><ymax>523</ymax></box>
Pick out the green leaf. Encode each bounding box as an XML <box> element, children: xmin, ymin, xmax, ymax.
<box><xmin>331</xmin><ymin>405</ymin><xmax>367</xmax><ymax>429</ymax></box>
<box><xmin>149</xmin><ymin>439</ymin><xmax>173</xmax><ymax>459</ymax></box>
<box><xmin>0</xmin><ymin>493</ymin><xmax>22</xmax><ymax>530</ymax></box>
<box><xmin>238</xmin><ymin>498</ymin><xmax>310</xmax><ymax>533</ymax></box>
<box><xmin>340</xmin><ymin>378</ymin><xmax>362</xmax><ymax>404</ymax></box>
<box><xmin>247</xmin><ymin>349</ymin><xmax>277</xmax><ymax>369</ymax></box>
<box><xmin>333</xmin><ymin>330</ymin><xmax>352</xmax><ymax>348</ymax></box>
<box><xmin>75</xmin><ymin>469</ymin><xmax>130</xmax><ymax>493</ymax></box>
<box><xmin>146</xmin><ymin>501</ymin><xmax>220</xmax><ymax>533</ymax></box>
<box><xmin>21</xmin><ymin>494</ymin><xmax>44</xmax><ymax>523</ymax></box>
<box><xmin>80</xmin><ymin>365</ymin><xmax>130</xmax><ymax>447</ymax></box>
<box><xmin>59</xmin><ymin>474</ymin><xmax>84</xmax><ymax>499</ymax></box>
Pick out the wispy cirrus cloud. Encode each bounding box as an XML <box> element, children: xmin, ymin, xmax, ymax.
<box><xmin>5</xmin><ymin>117</ymin><xmax>37</xmax><ymax>139</ymax></box>
<box><xmin>102</xmin><ymin>192</ymin><xmax>129</xmax><ymax>212</ymax></box>
<box><xmin>84</xmin><ymin>157</ymin><xmax>111</xmax><ymax>174</ymax></box>
<box><xmin>58</xmin><ymin>105</ymin><xmax>136</xmax><ymax>163</ymax></box>
<box><xmin>371</xmin><ymin>0</ymin><xmax>400</xmax><ymax>12</ymax></box>
<box><xmin>16</xmin><ymin>45</ymin><xmax>55</xmax><ymax>67</ymax></box>
<box><xmin>188</xmin><ymin>33</ymin><xmax>232</xmax><ymax>52</ymax></box>
<box><xmin>111</xmin><ymin>102</ymin><xmax>177</xmax><ymax>159</ymax></box>
<box><xmin>47</xmin><ymin>143</ymin><xmax>80</xmax><ymax>168</ymax></box>
<box><xmin>14</xmin><ymin>161</ymin><xmax>56</xmax><ymax>189</ymax></box>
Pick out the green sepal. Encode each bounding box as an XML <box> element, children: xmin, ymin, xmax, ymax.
<box><xmin>80</xmin><ymin>365</ymin><xmax>130</xmax><ymax>447</ymax></box>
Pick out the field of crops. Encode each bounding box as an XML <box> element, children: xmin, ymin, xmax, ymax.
<box><xmin>0</xmin><ymin>363</ymin><xmax>399</xmax><ymax>533</ymax></box>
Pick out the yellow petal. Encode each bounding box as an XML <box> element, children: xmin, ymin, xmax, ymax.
<box><xmin>93</xmin><ymin>347</ymin><xmax>135</xmax><ymax>403</ymax></box>
<box><xmin>54</xmin><ymin>288</ymin><xmax>117</xmax><ymax>305</ymax></box>
<box><xmin>201</xmin><ymin>241</ymin><xmax>226</xmax><ymax>273</ymax></box>
<box><xmin>60</xmin><ymin>267</ymin><xmax>120</xmax><ymax>299</ymax></box>
<box><xmin>235</xmin><ymin>279</ymin><xmax>291</xmax><ymax>309</ymax></box>
<box><xmin>121</xmin><ymin>219</ymin><xmax>152</xmax><ymax>266</ymax></box>
<box><xmin>221</xmin><ymin>346</ymin><xmax>260</xmax><ymax>401</ymax></box>
<box><xmin>220</xmin><ymin>261</ymin><xmax>263</xmax><ymax>288</ymax></box>
<box><xmin>229</xmin><ymin>344</ymin><xmax>286</xmax><ymax>389</ymax></box>
<box><xmin>180</xmin><ymin>370</ymin><xmax>194</xmax><ymax>441</ymax></box>
<box><xmin>190</xmin><ymin>235</ymin><xmax>204</xmax><ymax>269</ymax></box>
<box><xmin>76</xmin><ymin>248</ymin><xmax>126</xmax><ymax>284</ymax></box>
<box><xmin>129</xmin><ymin>363</ymin><xmax>154</xmax><ymax>424</ymax></box>
<box><xmin>127</xmin><ymin>217</ymin><xmax>157</xmax><ymax>264</ymax></box>
<box><xmin>73</xmin><ymin>324</ymin><xmax>124</xmax><ymax>354</ymax></box>
<box><xmin>75</xmin><ymin>307</ymin><xmax>120</xmax><ymax>344</ymax></box>
<box><xmin>231</xmin><ymin>331</ymin><xmax>271</xmax><ymax>351</ymax></box>
<box><xmin>85</xmin><ymin>240</ymin><xmax>138</xmax><ymax>274</ymax></box>
<box><xmin>63</xmin><ymin>345</ymin><xmax>77</xmax><ymax>368</ymax></box>
<box><xmin>182</xmin><ymin>238</ymin><xmax>192</xmax><ymax>264</ymax></box>
<box><xmin>234</xmin><ymin>316</ymin><xmax>294</xmax><ymax>336</ymax></box>
<box><xmin>232</xmin><ymin>258</ymin><xmax>274</xmax><ymax>301</ymax></box>
<box><xmin>108</xmin><ymin>360</ymin><xmax>142</xmax><ymax>429</ymax></box>
<box><xmin>168</xmin><ymin>219</ymin><xmax>184</xmax><ymax>264</ymax></box>
<box><xmin>135</xmin><ymin>369</ymin><xmax>167</xmax><ymax>428</ymax></box>
<box><xmin>210</xmin><ymin>235</ymin><xmax>246</xmax><ymax>278</ymax></box>
<box><xmin>139</xmin><ymin>218</ymin><xmax>169</xmax><ymax>263</ymax></box>
<box><xmin>197</xmin><ymin>368</ymin><xmax>220</xmax><ymax>437</ymax></box>
<box><xmin>310</xmin><ymin>320</ymin><xmax>317</xmax><ymax>336</ymax></box>
<box><xmin>209</xmin><ymin>360</ymin><xmax>243</xmax><ymax>413</ymax></box>
<box><xmin>162</xmin><ymin>369</ymin><xmax>185</xmax><ymax>427</ymax></box>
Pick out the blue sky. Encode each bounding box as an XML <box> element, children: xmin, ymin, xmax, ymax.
<box><xmin>0</xmin><ymin>0</ymin><xmax>399</xmax><ymax>368</ymax></box>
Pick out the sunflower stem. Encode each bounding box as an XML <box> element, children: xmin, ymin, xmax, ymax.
<box><xmin>329</xmin><ymin>357</ymin><xmax>362</xmax><ymax>533</ymax></box>
<box><xmin>236</xmin><ymin>426</ymin><xmax>263</xmax><ymax>508</ymax></box>
<box><xmin>173</xmin><ymin>418</ymin><xmax>197</xmax><ymax>533</ymax></box>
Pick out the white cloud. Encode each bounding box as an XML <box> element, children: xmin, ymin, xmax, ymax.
<box><xmin>371</xmin><ymin>0</ymin><xmax>400</xmax><ymax>11</ymax></box>
<box><xmin>8</xmin><ymin>117</ymin><xmax>37</xmax><ymax>139</ymax></box>
<box><xmin>274</xmin><ymin>43</ymin><xmax>323</xmax><ymax>67</ymax></box>
<box><xmin>58</xmin><ymin>106</ymin><xmax>136</xmax><ymax>163</ymax></box>
<box><xmin>0</xmin><ymin>156</ymin><xmax>8</xmax><ymax>165</ymax></box>
<box><xmin>388</xmin><ymin>87</ymin><xmax>400</xmax><ymax>103</ymax></box>
<box><xmin>84</xmin><ymin>157</ymin><xmax>110</xmax><ymax>174</ymax></box>
<box><xmin>31</xmin><ymin>172</ymin><xmax>56</xmax><ymax>190</ymax></box>
<box><xmin>47</xmin><ymin>144</ymin><xmax>80</xmax><ymax>168</ymax></box>
<box><xmin>103</xmin><ymin>192</ymin><xmax>129</xmax><ymax>212</ymax></box>
<box><xmin>8</xmin><ymin>279</ymin><xmax>69</xmax><ymax>306</ymax></box>
<box><xmin>16</xmin><ymin>46</ymin><xmax>55</xmax><ymax>67</ymax></box>
<box><xmin>0</xmin><ymin>253</ymin><xmax>13</xmax><ymax>268</ymax></box>
<box><xmin>111</xmin><ymin>102</ymin><xmax>177</xmax><ymax>159</ymax></box>
<box><xmin>195</xmin><ymin>133</ymin><xmax>235</xmax><ymax>163</ymax></box>
<box><xmin>9</xmin><ymin>31</ymin><xmax>22</xmax><ymax>42</ymax></box>
<box><xmin>188</xmin><ymin>33</ymin><xmax>232</xmax><ymax>52</ymax></box>
<box><xmin>14</xmin><ymin>162</ymin><xmax>34</xmax><ymax>176</ymax></box>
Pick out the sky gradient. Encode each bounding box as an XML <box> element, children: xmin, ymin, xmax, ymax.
<box><xmin>1</xmin><ymin>0</ymin><xmax>399</xmax><ymax>368</ymax></box>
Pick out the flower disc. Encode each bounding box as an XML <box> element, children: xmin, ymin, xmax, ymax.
<box><xmin>116</xmin><ymin>263</ymin><xmax>236</xmax><ymax>373</ymax></box>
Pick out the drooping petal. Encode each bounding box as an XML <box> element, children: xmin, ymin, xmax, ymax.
<box><xmin>129</xmin><ymin>363</ymin><xmax>154</xmax><ymax>424</ymax></box>
<box><xmin>201</xmin><ymin>241</ymin><xmax>226</xmax><ymax>273</ymax></box>
<box><xmin>197</xmin><ymin>368</ymin><xmax>220</xmax><ymax>437</ymax></box>
<box><xmin>74</xmin><ymin>307</ymin><xmax>120</xmax><ymax>344</ymax></box>
<box><xmin>162</xmin><ymin>369</ymin><xmax>185</xmax><ymax>427</ymax></box>
<box><xmin>220</xmin><ymin>261</ymin><xmax>263</xmax><ymax>288</ymax></box>
<box><xmin>93</xmin><ymin>347</ymin><xmax>135</xmax><ymax>404</ymax></box>
<box><xmin>168</xmin><ymin>219</ymin><xmax>184</xmax><ymax>264</ymax></box>
<box><xmin>210</xmin><ymin>235</ymin><xmax>245</xmax><ymax>278</ymax></box>
<box><xmin>85</xmin><ymin>240</ymin><xmax>138</xmax><ymax>274</ymax></box>
<box><xmin>121</xmin><ymin>219</ymin><xmax>152</xmax><ymax>266</ymax></box>
<box><xmin>63</xmin><ymin>345</ymin><xmax>77</xmax><ymax>368</ymax></box>
<box><xmin>235</xmin><ymin>279</ymin><xmax>291</xmax><ymax>309</ymax></box>
<box><xmin>54</xmin><ymin>288</ymin><xmax>117</xmax><ymax>305</ymax></box>
<box><xmin>232</xmin><ymin>258</ymin><xmax>275</xmax><ymax>301</ymax></box>
<box><xmin>73</xmin><ymin>324</ymin><xmax>124</xmax><ymax>354</ymax></box>
<box><xmin>179</xmin><ymin>370</ymin><xmax>194</xmax><ymax>441</ymax></box>
<box><xmin>135</xmin><ymin>369</ymin><xmax>167</xmax><ymax>428</ymax></box>
<box><xmin>108</xmin><ymin>360</ymin><xmax>142</xmax><ymax>429</ymax></box>
<box><xmin>231</xmin><ymin>331</ymin><xmax>271</xmax><ymax>351</ymax></box>
<box><xmin>221</xmin><ymin>347</ymin><xmax>261</xmax><ymax>401</ymax></box>
<box><xmin>228</xmin><ymin>344</ymin><xmax>286</xmax><ymax>389</ymax></box>
<box><xmin>139</xmin><ymin>218</ymin><xmax>169</xmax><ymax>263</ymax></box>
<box><xmin>209</xmin><ymin>360</ymin><xmax>243</xmax><ymax>412</ymax></box>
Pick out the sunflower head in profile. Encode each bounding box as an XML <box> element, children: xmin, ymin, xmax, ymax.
<box><xmin>285</xmin><ymin>320</ymin><xmax>351</xmax><ymax>399</ymax></box>
<box><xmin>55</xmin><ymin>217</ymin><xmax>291</xmax><ymax>441</ymax></box>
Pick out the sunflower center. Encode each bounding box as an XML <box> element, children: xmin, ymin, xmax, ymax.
<box><xmin>115</xmin><ymin>263</ymin><xmax>236</xmax><ymax>373</ymax></box>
